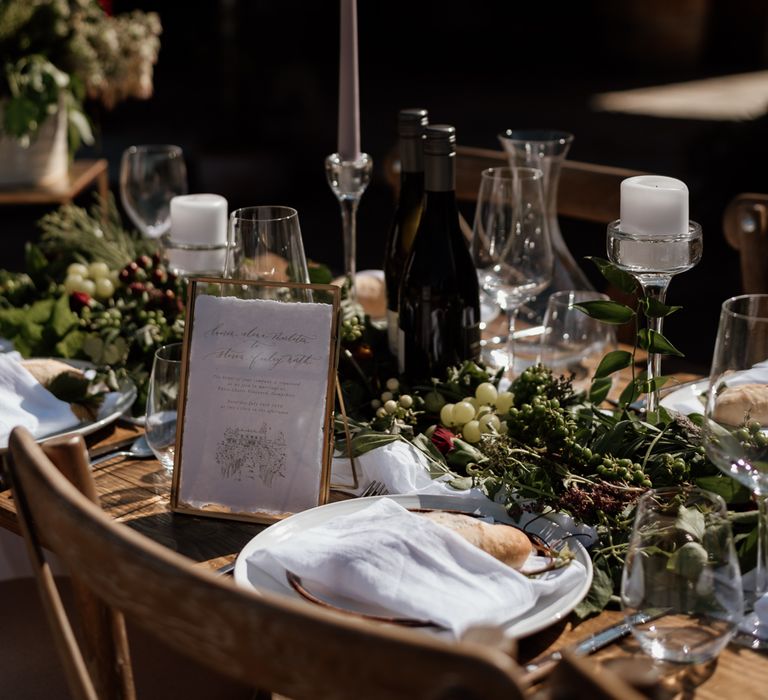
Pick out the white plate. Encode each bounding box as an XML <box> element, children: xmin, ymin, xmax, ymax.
<box><xmin>0</xmin><ymin>358</ymin><xmax>137</xmax><ymax>450</ymax></box>
<box><xmin>659</xmin><ymin>379</ymin><xmax>709</xmax><ymax>416</ymax></box>
<box><xmin>234</xmin><ymin>493</ymin><xmax>593</xmax><ymax>639</ymax></box>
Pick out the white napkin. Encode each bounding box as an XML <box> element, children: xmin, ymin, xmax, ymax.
<box><xmin>246</xmin><ymin>497</ymin><xmax>585</xmax><ymax>637</ymax></box>
<box><xmin>331</xmin><ymin>439</ymin><xmax>487</xmax><ymax>499</ymax></box>
<box><xmin>0</xmin><ymin>353</ymin><xmax>81</xmax><ymax>446</ymax></box>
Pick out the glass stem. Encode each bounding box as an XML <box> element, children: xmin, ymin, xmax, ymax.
<box><xmin>505</xmin><ymin>305</ymin><xmax>520</xmax><ymax>380</ymax></box>
<box><xmin>756</xmin><ymin>493</ymin><xmax>768</xmax><ymax>605</ymax></box>
<box><xmin>638</xmin><ymin>278</ymin><xmax>670</xmax><ymax>414</ymax></box>
<box><xmin>340</xmin><ymin>198</ymin><xmax>358</xmax><ymax>300</ymax></box>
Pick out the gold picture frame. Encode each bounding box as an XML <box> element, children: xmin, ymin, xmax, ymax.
<box><xmin>171</xmin><ymin>277</ymin><xmax>341</xmax><ymax>525</ymax></box>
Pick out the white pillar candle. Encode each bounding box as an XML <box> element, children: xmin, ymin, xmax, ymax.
<box><xmin>337</xmin><ymin>0</ymin><xmax>360</xmax><ymax>161</ymax></box>
<box><xmin>620</xmin><ymin>175</ymin><xmax>688</xmax><ymax>237</ymax></box>
<box><xmin>170</xmin><ymin>194</ymin><xmax>228</xmax><ymax>245</ymax></box>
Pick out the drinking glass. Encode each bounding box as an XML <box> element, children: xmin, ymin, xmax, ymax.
<box><xmin>119</xmin><ymin>145</ymin><xmax>188</xmax><ymax>238</ymax></box>
<box><xmin>704</xmin><ymin>294</ymin><xmax>768</xmax><ymax>648</ymax></box>
<box><xmin>539</xmin><ymin>290</ymin><xmax>616</xmax><ymax>390</ymax></box>
<box><xmin>621</xmin><ymin>486</ymin><xmax>743</xmax><ymax>664</ymax></box>
<box><xmin>224</xmin><ymin>206</ymin><xmax>310</xmax><ymax>300</ymax></box>
<box><xmin>145</xmin><ymin>343</ymin><xmax>182</xmax><ymax>473</ymax></box>
<box><xmin>471</xmin><ymin>167</ymin><xmax>553</xmax><ymax>375</ymax></box>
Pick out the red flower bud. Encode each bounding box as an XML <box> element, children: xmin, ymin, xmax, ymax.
<box><xmin>69</xmin><ymin>291</ymin><xmax>93</xmax><ymax>312</ymax></box>
<box><xmin>431</xmin><ymin>425</ymin><xmax>456</xmax><ymax>455</ymax></box>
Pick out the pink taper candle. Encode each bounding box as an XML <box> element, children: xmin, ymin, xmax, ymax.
<box><xmin>338</xmin><ymin>0</ymin><xmax>361</xmax><ymax>161</ymax></box>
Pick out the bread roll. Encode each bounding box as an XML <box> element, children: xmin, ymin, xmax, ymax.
<box><xmin>21</xmin><ymin>358</ymin><xmax>83</xmax><ymax>386</ymax></box>
<box><xmin>420</xmin><ymin>511</ymin><xmax>532</xmax><ymax>570</ymax></box>
<box><xmin>713</xmin><ymin>383</ymin><xmax>768</xmax><ymax>426</ymax></box>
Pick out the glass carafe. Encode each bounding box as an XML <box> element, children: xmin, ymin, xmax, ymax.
<box><xmin>498</xmin><ymin>131</ymin><xmax>595</xmax><ymax>343</ymax></box>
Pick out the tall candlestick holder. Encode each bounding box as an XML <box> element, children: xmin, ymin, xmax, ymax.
<box><xmin>325</xmin><ymin>152</ymin><xmax>373</xmax><ymax>300</ymax></box>
<box><xmin>607</xmin><ymin>220</ymin><xmax>703</xmax><ymax>413</ymax></box>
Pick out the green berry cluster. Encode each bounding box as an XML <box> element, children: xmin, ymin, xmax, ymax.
<box><xmin>511</xmin><ymin>364</ymin><xmax>575</xmax><ymax>408</ymax></box>
<box><xmin>340</xmin><ymin>315</ymin><xmax>365</xmax><ymax>343</ymax></box>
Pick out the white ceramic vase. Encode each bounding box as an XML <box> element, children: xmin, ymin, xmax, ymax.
<box><xmin>0</xmin><ymin>103</ymin><xmax>68</xmax><ymax>188</ymax></box>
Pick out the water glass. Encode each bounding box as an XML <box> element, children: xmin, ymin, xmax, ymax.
<box><xmin>224</xmin><ymin>206</ymin><xmax>310</xmax><ymax>300</ymax></box>
<box><xmin>704</xmin><ymin>294</ymin><xmax>768</xmax><ymax>648</ymax></box>
<box><xmin>539</xmin><ymin>290</ymin><xmax>616</xmax><ymax>389</ymax></box>
<box><xmin>621</xmin><ymin>486</ymin><xmax>743</xmax><ymax>664</ymax></box>
<box><xmin>470</xmin><ymin>166</ymin><xmax>553</xmax><ymax>375</ymax></box>
<box><xmin>120</xmin><ymin>145</ymin><xmax>188</xmax><ymax>238</ymax></box>
<box><xmin>145</xmin><ymin>343</ymin><xmax>182</xmax><ymax>473</ymax></box>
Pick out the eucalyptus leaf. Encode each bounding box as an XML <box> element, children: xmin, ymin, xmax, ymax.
<box><xmin>574</xmin><ymin>300</ymin><xmax>634</xmax><ymax>325</ymax></box>
<box><xmin>349</xmin><ymin>431</ymin><xmax>401</xmax><ymax>457</ymax></box>
<box><xmin>573</xmin><ymin>562</ymin><xmax>614</xmax><ymax>619</ymax></box>
<box><xmin>594</xmin><ymin>350</ymin><xmax>633</xmax><ymax>379</ymax></box>
<box><xmin>675</xmin><ymin>505</ymin><xmax>706</xmax><ymax>541</ymax></box>
<box><xmin>642</xmin><ymin>297</ymin><xmax>682</xmax><ymax>319</ymax></box>
<box><xmin>54</xmin><ymin>329</ymin><xmax>86</xmax><ymax>358</ymax></box>
<box><xmin>619</xmin><ymin>378</ymin><xmax>640</xmax><ymax>406</ymax></box>
<box><xmin>586</xmin><ymin>257</ymin><xmax>638</xmax><ymax>294</ymax></box>
<box><xmin>50</xmin><ymin>293</ymin><xmax>78</xmax><ymax>338</ymax></box>
<box><xmin>588</xmin><ymin>376</ymin><xmax>613</xmax><ymax>404</ymax></box>
<box><xmin>696</xmin><ymin>475</ymin><xmax>751</xmax><ymax>504</ymax></box>
<box><xmin>637</xmin><ymin>329</ymin><xmax>684</xmax><ymax>357</ymax></box>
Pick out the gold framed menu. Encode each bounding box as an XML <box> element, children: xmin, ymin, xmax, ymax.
<box><xmin>171</xmin><ymin>278</ymin><xmax>341</xmax><ymax>524</ymax></box>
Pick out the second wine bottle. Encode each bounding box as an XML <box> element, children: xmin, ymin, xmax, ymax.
<box><xmin>398</xmin><ymin>124</ymin><xmax>481</xmax><ymax>380</ymax></box>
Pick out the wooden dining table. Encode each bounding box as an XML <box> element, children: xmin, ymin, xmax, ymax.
<box><xmin>1</xmin><ymin>418</ymin><xmax>767</xmax><ymax>699</ymax></box>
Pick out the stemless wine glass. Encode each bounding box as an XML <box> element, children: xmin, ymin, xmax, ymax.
<box><xmin>471</xmin><ymin>167</ymin><xmax>553</xmax><ymax>375</ymax></box>
<box><xmin>225</xmin><ymin>206</ymin><xmax>310</xmax><ymax>300</ymax></box>
<box><xmin>704</xmin><ymin>294</ymin><xmax>768</xmax><ymax>648</ymax></box>
<box><xmin>145</xmin><ymin>342</ymin><xmax>182</xmax><ymax>473</ymax></box>
<box><xmin>539</xmin><ymin>290</ymin><xmax>616</xmax><ymax>390</ymax></box>
<box><xmin>120</xmin><ymin>145</ymin><xmax>188</xmax><ymax>238</ymax></box>
<box><xmin>621</xmin><ymin>486</ymin><xmax>743</xmax><ymax>664</ymax></box>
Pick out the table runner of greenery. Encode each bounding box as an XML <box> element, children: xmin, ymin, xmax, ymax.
<box><xmin>0</xmin><ymin>197</ymin><xmax>756</xmax><ymax>616</ymax></box>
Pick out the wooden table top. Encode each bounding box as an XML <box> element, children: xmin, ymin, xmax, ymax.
<box><xmin>1</xmin><ymin>420</ymin><xmax>766</xmax><ymax>698</ymax></box>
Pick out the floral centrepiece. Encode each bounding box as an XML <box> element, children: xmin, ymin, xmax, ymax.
<box><xmin>336</xmin><ymin>274</ymin><xmax>757</xmax><ymax>617</ymax></box>
<box><xmin>0</xmin><ymin>196</ymin><xmax>183</xmax><ymax>412</ymax></box>
<box><xmin>0</xmin><ymin>0</ymin><xmax>161</xmax><ymax>151</ymax></box>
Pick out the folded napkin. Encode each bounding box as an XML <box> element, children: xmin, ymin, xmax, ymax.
<box><xmin>0</xmin><ymin>353</ymin><xmax>81</xmax><ymax>446</ymax></box>
<box><xmin>246</xmin><ymin>498</ymin><xmax>585</xmax><ymax>637</ymax></box>
<box><xmin>331</xmin><ymin>439</ymin><xmax>487</xmax><ymax>498</ymax></box>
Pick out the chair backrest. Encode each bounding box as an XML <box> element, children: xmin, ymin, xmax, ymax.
<box><xmin>723</xmin><ymin>192</ymin><xmax>768</xmax><ymax>294</ymax></box>
<box><xmin>453</xmin><ymin>146</ymin><xmax>645</xmax><ymax>225</ymax></box>
<box><xmin>385</xmin><ymin>144</ymin><xmax>646</xmax><ymax>225</ymax></box>
<box><xmin>7</xmin><ymin>427</ymin><xmax>527</xmax><ymax>700</ymax></box>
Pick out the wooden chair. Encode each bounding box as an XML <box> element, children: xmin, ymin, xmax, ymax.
<box><xmin>385</xmin><ymin>144</ymin><xmax>646</xmax><ymax>226</ymax></box>
<box><xmin>6</xmin><ymin>427</ymin><xmax>528</xmax><ymax>700</ymax></box>
<box><xmin>453</xmin><ymin>145</ymin><xmax>645</xmax><ymax>225</ymax></box>
<box><xmin>723</xmin><ymin>192</ymin><xmax>768</xmax><ymax>294</ymax></box>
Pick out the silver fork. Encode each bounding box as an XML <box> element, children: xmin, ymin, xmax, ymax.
<box><xmin>360</xmin><ymin>480</ymin><xmax>389</xmax><ymax>497</ymax></box>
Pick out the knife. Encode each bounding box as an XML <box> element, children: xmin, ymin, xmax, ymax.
<box><xmin>521</xmin><ymin>610</ymin><xmax>659</xmax><ymax>684</ymax></box>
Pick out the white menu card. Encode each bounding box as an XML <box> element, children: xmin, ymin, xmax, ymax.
<box><xmin>173</xmin><ymin>283</ymin><xmax>338</xmax><ymax>522</ymax></box>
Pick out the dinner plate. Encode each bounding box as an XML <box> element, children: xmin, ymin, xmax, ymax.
<box><xmin>659</xmin><ymin>379</ymin><xmax>709</xmax><ymax>416</ymax></box>
<box><xmin>0</xmin><ymin>358</ymin><xmax>137</xmax><ymax>451</ymax></box>
<box><xmin>234</xmin><ymin>493</ymin><xmax>593</xmax><ymax>639</ymax></box>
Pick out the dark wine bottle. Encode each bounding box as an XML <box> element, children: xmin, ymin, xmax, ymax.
<box><xmin>384</xmin><ymin>108</ymin><xmax>428</xmax><ymax>356</ymax></box>
<box><xmin>398</xmin><ymin>124</ymin><xmax>481</xmax><ymax>380</ymax></box>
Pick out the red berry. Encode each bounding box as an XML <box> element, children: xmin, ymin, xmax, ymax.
<box><xmin>137</xmin><ymin>255</ymin><xmax>153</xmax><ymax>270</ymax></box>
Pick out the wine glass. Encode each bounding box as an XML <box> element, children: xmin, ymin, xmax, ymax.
<box><xmin>471</xmin><ymin>166</ymin><xmax>553</xmax><ymax>376</ymax></box>
<box><xmin>119</xmin><ymin>145</ymin><xmax>188</xmax><ymax>238</ymax></box>
<box><xmin>704</xmin><ymin>294</ymin><xmax>768</xmax><ymax>648</ymax></box>
<box><xmin>224</xmin><ymin>206</ymin><xmax>310</xmax><ymax>300</ymax></box>
<box><xmin>145</xmin><ymin>342</ymin><xmax>182</xmax><ymax>473</ymax></box>
<box><xmin>539</xmin><ymin>290</ymin><xmax>616</xmax><ymax>390</ymax></box>
<box><xmin>621</xmin><ymin>486</ymin><xmax>743</xmax><ymax>664</ymax></box>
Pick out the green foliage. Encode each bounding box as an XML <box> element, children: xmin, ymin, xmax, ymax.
<box><xmin>581</xmin><ymin>258</ymin><xmax>686</xmax><ymax>408</ymax></box>
<box><xmin>0</xmin><ymin>0</ymin><xmax>161</xmax><ymax>151</ymax></box>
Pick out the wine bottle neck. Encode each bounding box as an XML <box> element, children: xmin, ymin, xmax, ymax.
<box><xmin>424</xmin><ymin>151</ymin><xmax>455</xmax><ymax>193</ymax></box>
<box><xmin>400</xmin><ymin>135</ymin><xmax>424</xmax><ymax>174</ymax></box>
